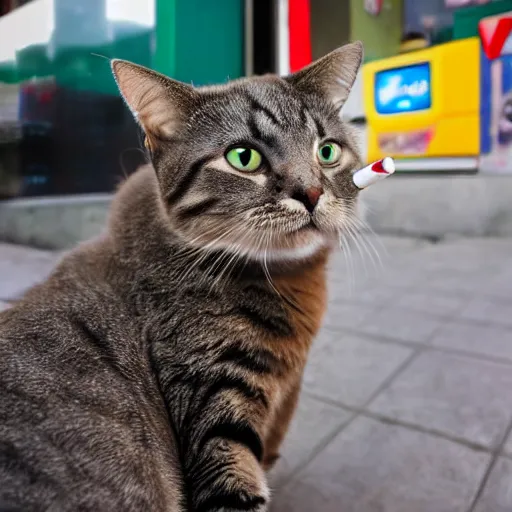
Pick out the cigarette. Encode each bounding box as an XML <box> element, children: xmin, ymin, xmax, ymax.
<box><xmin>352</xmin><ymin>157</ymin><xmax>395</xmax><ymax>189</ymax></box>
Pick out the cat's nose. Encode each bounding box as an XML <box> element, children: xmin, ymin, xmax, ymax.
<box><xmin>306</xmin><ymin>187</ymin><xmax>323</xmax><ymax>207</ymax></box>
<box><xmin>291</xmin><ymin>186</ymin><xmax>324</xmax><ymax>214</ymax></box>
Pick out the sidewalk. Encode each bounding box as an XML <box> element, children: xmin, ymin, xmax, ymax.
<box><xmin>2</xmin><ymin>236</ymin><xmax>512</xmax><ymax>511</ymax></box>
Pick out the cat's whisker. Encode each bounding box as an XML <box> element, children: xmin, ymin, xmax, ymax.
<box><xmin>172</xmin><ymin>228</ymin><xmax>226</xmax><ymax>263</ymax></box>
<box><xmin>211</xmin><ymin>241</ymin><xmax>244</xmax><ymax>292</ymax></box>
<box><xmin>262</xmin><ymin>234</ymin><xmax>274</xmax><ymax>291</ymax></box>
<box><xmin>350</xmin><ymin>216</ymin><xmax>389</xmax><ymax>267</ymax></box>
<box><xmin>172</xmin><ymin>246</ymin><xmax>204</xmax><ymax>266</ymax></box>
<box><xmin>349</xmin><ymin>212</ymin><xmax>387</xmax><ymax>254</ymax></box>
<box><xmin>220</xmin><ymin>247</ymin><xmax>246</xmax><ymax>290</ymax></box>
<box><xmin>194</xmin><ymin>223</ymin><xmax>253</xmax><ymax>294</ymax></box>
<box><xmin>258</xmin><ymin>229</ymin><xmax>304</xmax><ymax>312</ymax></box>
<box><xmin>215</xmin><ymin>256</ymin><xmax>241</xmax><ymax>292</ymax></box>
<box><xmin>181</xmin><ymin>221</ymin><xmax>257</xmax><ymax>296</ymax></box>
<box><xmin>345</xmin><ymin>221</ymin><xmax>378</xmax><ymax>279</ymax></box>
<box><xmin>346</xmin><ymin>215</ymin><xmax>384</xmax><ymax>274</ymax></box>
<box><xmin>173</xmin><ymin>224</ymin><xmax>241</xmax><ymax>289</ymax></box>
<box><xmin>180</xmin><ymin>220</ymin><xmax>237</xmax><ymax>253</ymax></box>
<box><xmin>219</xmin><ymin>237</ymin><xmax>261</xmax><ymax>293</ymax></box>
<box><xmin>343</xmin><ymin>222</ymin><xmax>369</xmax><ymax>278</ymax></box>
<box><xmin>338</xmin><ymin>228</ymin><xmax>355</xmax><ymax>295</ymax></box>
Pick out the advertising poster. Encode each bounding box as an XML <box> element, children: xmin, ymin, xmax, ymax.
<box><xmin>480</xmin><ymin>52</ymin><xmax>512</xmax><ymax>173</ymax></box>
<box><xmin>374</xmin><ymin>62</ymin><xmax>434</xmax><ymax>154</ymax></box>
<box><xmin>480</xmin><ymin>12</ymin><xmax>512</xmax><ymax>174</ymax></box>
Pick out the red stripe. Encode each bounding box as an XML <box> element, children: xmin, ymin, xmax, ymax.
<box><xmin>479</xmin><ymin>17</ymin><xmax>512</xmax><ymax>60</ymax></box>
<box><xmin>288</xmin><ymin>0</ymin><xmax>312</xmax><ymax>72</ymax></box>
<box><xmin>371</xmin><ymin>160</ymin><xmax>389</xmax><ymax>174</ymax></box>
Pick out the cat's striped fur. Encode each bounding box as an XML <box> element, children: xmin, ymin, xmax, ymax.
<box><xmin>0</xmin><ymin>42</ymin><xmax>363</xmax><ymax>511</ymax></box>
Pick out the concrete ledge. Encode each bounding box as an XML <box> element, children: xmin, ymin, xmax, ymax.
<box><xmin>0</xmin><ymin>194</ymin><xmax>111</xmax><ymax>249</ymax></box>
<box><xmin>359</xmin><ymin>175</ymin><xmax>512</xmax><ymax>239</ymax></box>
<box><xmin>1</xmin><ymin>174</ymin><xmax>512</xmax><ymax>249</ymax></box>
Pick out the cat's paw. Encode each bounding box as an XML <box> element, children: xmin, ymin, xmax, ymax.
<box><xmin>193</xmin><ymin>464</ymin><xmax>270</xmax><ymax>512</ymax></box>
<box><xmin>223</xmin><ymin>489</ymin><xmax>269</xmax><ymax>511</ymax></box>
<box><xmin>196</xmin><ymin>488</ymin><xmax>269</xmax><ymax>512</ymax></box>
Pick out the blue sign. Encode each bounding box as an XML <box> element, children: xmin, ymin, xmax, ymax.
<box><xmin>375</xmin><ymin>62</ymin><xmax>431</xmax><ymax>114</ymax></box>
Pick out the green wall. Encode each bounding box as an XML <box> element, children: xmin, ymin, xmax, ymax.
<box><xmin>350</xmin><ymin>0</ymin><xmax>403</xmax><ymax>63</ymax></box>
<box><xmin>155</xmin><ymin>0</ymin><xmax>244</xmax><ymax>85</ymax></box>
<box><xmin>454</xmin><ymin>0</ymin><xmax>512</xmax><ymax>40</ymax></box>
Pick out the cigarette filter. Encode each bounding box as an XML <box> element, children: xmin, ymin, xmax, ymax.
<box><xmin>353</xmin><ymin>157</ymin><xmax>395</xmax><ymax>189</ymax></box>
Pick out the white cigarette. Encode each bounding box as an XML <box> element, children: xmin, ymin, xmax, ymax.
<box><xmin>352</xmin><ymin>157</ymin><xmax>395</xmax><ymax>189</ymax></box>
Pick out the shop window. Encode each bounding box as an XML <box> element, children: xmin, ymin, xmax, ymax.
<box><xmin>403</xmin><ymin>0</ymin><xmax>500</xmax><ymax>46</ymax></box>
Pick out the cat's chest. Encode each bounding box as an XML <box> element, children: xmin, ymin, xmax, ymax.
<box><xmin>150</xmin><ymin>256</ymin><xmax>329</xmax><ymax>373</ymax></box>
<box><xmin>271</xmin><ymin>268</ymin><xmax>328</xmax><ymax>366</ymax></box>
<box><xmin>231</xmin><ymin>257</ymin><xmax>329</xmax><ymax>370</ymax></box>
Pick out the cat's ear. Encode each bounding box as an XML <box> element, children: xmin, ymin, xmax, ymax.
<box><xmin>111</xmin><ymin>59</ymin><xmax>195</xmax><ymax>142</ymax></box>
<box><xmin>286</xmin><ymin>41</ymin><xmax>363</xmax><ymax>111</ymax></box>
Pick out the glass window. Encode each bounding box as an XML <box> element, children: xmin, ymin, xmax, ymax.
<box><xmin>0</xmin><ymin>0</ymin><xmax>155</xmax><ymax>198</ymax></box>
<box><xmin>403</xmin><ymin>0</ymin><xmax>498</xmax><ymax>43</ymax></box>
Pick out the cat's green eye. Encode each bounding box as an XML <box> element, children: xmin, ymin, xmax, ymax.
<box><xmin>226</xmin><ymin>147</ymin><xmax>262</xmax><ymax>172</ymax></box>
<box><xmin>317</xmin><ymin>143</ymin><xmax>342</xmax><ymax>166</ymax></box>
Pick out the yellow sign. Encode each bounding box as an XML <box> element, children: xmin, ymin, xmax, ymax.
<box><xmin>363</xmin><ymin>38</ymin><xmax>481</xmax><ymax>163</ymax></box>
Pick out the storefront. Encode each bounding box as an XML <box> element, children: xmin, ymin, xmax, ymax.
<box><xmin>269</xmin><ymin>0</ymin><xmax>512</xmax><ymax>174</ymax></box>
<box><xmin>361</xmin><ymin>0</ymin><xmax>512</xmax><ymax>173</ymax></box>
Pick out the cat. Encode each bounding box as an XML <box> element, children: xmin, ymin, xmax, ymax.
<box><xmin>0</xmin><ymin>41</ymin><xmax>363</xmax><ymax>511</ymax></box>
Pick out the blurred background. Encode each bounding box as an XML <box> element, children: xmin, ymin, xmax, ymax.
<box><xmin>0</xmin><ymin>0</ymin><xmax>511</xmax><ymax>246</ymax></box>
<box><xmin>2</xmin><ymin>1</ymin><xmax>512</xmax><ymax>511</ymax></box>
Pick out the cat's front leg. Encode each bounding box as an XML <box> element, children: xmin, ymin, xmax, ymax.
<box><xmin>188</xmin><ymin>439</ymin><xmax>269</xmax><ymax>511</ymax></box>
<box><xmin>184</xmin><ymin>415</ymin><xmax>270</xmax><ymax>511</ymax></box>
<box><xmin>155</xmin><ymin>330</ymin><xmax>286</xmax><ymax>510</ymax></box>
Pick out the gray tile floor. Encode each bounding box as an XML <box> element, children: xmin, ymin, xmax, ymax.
<box><xmin>269</xmin><ymin>236</ymin><xmax>512</xmax><ymax>512</ymax></box>
<box><xmin>1</xmin><ymin>236</ymin><xmax>512</xmax><ymax>511</ymax></box>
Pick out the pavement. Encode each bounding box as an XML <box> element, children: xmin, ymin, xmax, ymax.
<box><xmin>2</xmin><ymin>236</ymin><xmax>512</xmax><ymax>511</ymax></box>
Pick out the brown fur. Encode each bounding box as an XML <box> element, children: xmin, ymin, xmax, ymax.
<box><xmin>262</xmin><ymin>252</ymin><xmax>328</xmax><ymax>468</ymax></box>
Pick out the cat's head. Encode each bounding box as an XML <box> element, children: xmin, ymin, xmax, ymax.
<box><xmin>112</xmin><ymin>42</ymin><xmax>363</xmax><ymax>263</ymax></box>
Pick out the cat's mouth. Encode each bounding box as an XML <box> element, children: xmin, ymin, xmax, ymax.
<box><xmin>302</xmin><ymin>217</ymin><xmax>319</xmax><ymax>229</ymax></box>
<box><xmin>247</xmin><ymin>216</ymin><xmax>331</xmax><ymax>261</ymax></box>
<box><xmin>181</xmin><ymin>201</ymin><xmax>343</xmax><ymax>263</ymax></box>
<box><xmin>187</xmin><ymin>215</ymin><xmax>328</xmax><ymax>263</ymax></box>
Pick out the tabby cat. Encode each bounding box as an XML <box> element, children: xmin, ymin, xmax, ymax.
<box><xmin>0</xmin><ymin>41</ymin><xmax>363</xmax><ymax>511</ymax></box>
